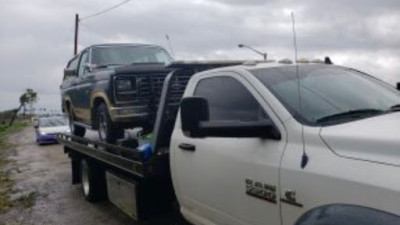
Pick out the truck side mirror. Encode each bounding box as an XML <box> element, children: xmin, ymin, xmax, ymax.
<box><xmin>396</xmin><ymin>82</ymin><xmax>400</xmax><ymax>91</ymax></box>
<box><xmin>64</xmin><ymin>68</ymin><xmax>77</xmax><ymax>79</ymax></box>
<box><xmin>180</xmin><ymin>96</ymin><xmax>281</xmax><ymax>140</ymax></box>
<box><xmin>180</xmin><ymin>97</ymin><xmax>209</xmax><ymax>138</ymax></box>
<box><xmin>199</xmin><ymin>120</ymin><xmax>281</xmax><ymax>139</ymax></box>
<box><xmin>84</xmin><ymin>63</ymin><xmax>94</xmax><ymax>73</ymax></box>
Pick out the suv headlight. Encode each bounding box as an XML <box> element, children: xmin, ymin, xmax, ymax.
<box><xmin>116</xmin><ymin>79</ymin><xmax>133</xmax><ymax>91</ymax></box>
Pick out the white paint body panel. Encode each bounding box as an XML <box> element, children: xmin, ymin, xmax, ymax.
<box><xmin>170</xmin><ymin>64</ymin><xmax>400</xmax><ymax>225</ymax></box>
<box><xmin>320</xmin><ymin>112</ymin><xmax>400</xmax><ymax>166</ymax></box>
<box><xmin>280</xmin><ymin>119</ymin><xmax>400</xmax><ymax>225</ymax></box>
<box><xmin>171</xmin><ymin>71</ymin><xmax>286</xmax><ymax>225</ymax></box>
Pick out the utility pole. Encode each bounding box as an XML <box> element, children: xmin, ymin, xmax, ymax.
<box><xmin>74</xmin><ymin>14</ymin><xmax>79</xmax><ymax>55</ymax></box>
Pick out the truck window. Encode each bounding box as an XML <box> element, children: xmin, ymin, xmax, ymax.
<box><xmin>194</xmin><ymin>77</ymin><xmax>268</xmax><ymax>122</ymax></box>
<box><xmin>91</xmin><ymin>46</ymin><xmax>172</xmax><ymax>66</ymax></box>
<box><xmin>77</xmin><ymin>51</ymin><xmax>88</xmax><ymax>77</ymax></box>
<box><xmin>67</xmin><ymin>57</ymin><xmax>79</xmax><ymax>70</ymax></box>
<box><xmin>253</xmin><ymin>65</ymin><xmax>400</xmax><ymax>126</ymax></box>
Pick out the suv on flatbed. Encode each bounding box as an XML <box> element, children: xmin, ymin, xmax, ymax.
<box><xmin>61</xmin><ymin>43</ymin><xmax>175</xmax><ymax>143</ymax></box>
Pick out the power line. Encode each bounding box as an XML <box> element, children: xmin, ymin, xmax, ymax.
<box><xmin>80</xmin><ymin>0</ymin><xmax>132</xmax><ymax>21</ymax></box>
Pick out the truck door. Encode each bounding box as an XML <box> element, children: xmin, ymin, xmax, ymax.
<box><xmin>171</xmin><ymin>73</ymin><xmax>286</xmax><ymax>225</ymax></box>
<box><xmin>75</xmin><ymin>50</ymin><xmax>92</xmax><ymax>123</ymax></box>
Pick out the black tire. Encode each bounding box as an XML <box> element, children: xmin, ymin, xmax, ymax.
<box><xmin>80</xmin><ymin>159</ymin><xmax>107</xmax><ymax>202</ymax></box>
<box><xmin>68</xmin><ymin>107</ymin><xmax>86</xmax><ymax>137</ymax></box>
<box><xmin>97</xmin><ymin>103</ymin><xmax>124</xmax><ymax>143</ymax></box>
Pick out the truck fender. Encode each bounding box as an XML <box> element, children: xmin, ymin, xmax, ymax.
<box><xmin>294</xmin><ymin>204</ymin><xmax>400</xmax><ymax>225</ymax></box>
<box><xmin>90</xmin><ymin>90</ymin><xmax>112</xmax><ymax>128</ymax></box>
<box><xmin>90</xmin><ymin>90</ymin><xmax>111</xmax><ymax>110</ymax></box>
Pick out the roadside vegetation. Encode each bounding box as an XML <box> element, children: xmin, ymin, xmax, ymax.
<box><xmin>0</xmin><ymin>120</ymin><xmax>30</xmax><ymax>213</ymax></box>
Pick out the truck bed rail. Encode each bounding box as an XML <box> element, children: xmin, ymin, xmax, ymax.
<box><xmin>58</xmin><ymin>133</ymin><xmax>147</xmax><ymax>177</ymax></box>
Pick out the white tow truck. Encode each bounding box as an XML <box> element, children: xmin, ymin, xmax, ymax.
<box><xmin>58</xmin><ymin>60</ymin><xmax>400</xmax><ymax>225</ymax></box>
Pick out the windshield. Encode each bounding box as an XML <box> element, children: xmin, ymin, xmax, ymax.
<box><xmin>39</xmin><ymin>117</ymin><xmax>68</xmax><ymax>127</ymax></box>
<box><xmin>253</xmin><ymin>65</ymin><xmax>400</xmax><ymax>126</ymax></box>
<box><xmin>91</xmin><ymin>46</ymin><xmax>172</xmax><ymax>66</ymax></box>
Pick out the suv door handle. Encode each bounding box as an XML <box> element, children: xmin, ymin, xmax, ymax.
<box><xmin>179</xmin><ymin>143</ymin><xmax>196</xmax><ymax>152</ymax></box>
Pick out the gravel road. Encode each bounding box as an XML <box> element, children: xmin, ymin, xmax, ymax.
<box><xmin>0</xmin><ymin>127</ymin><xmax>189</xmax><ymax>225</ymax></box>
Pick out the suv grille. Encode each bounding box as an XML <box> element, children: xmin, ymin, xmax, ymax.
<box><xmin>138</xmin><ymin>72</ymin><xmax>191</xmax><ymax>107</ymax></box>
<box><xmin>115</xmin><ymin>71</ymin><xmax>192</xmax><ymax>109</ymax></box>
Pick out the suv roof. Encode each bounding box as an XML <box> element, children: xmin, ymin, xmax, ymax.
<box><xmin>88</xmin><ymin>43</ymin><xmax>162</xmax><ymax>49</ymax></box>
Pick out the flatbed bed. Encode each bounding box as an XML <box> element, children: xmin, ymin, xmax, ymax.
<box><xmin>57</xmin><ymin>61</ymin><xmax>246</xmax><ymax>220</ymax></box>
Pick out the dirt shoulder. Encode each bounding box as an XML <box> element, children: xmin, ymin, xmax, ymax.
<box><xmin>0</xmin><ymin>126</ymin><xmax>134</xmax><ymax>225</ymax></box>
<box><xmin>0</xmin><ymin>121</ymin><xmax>30</xmax><ymax>214</ymax></box>
<box><xmin>0</xmin><ymin>125</ymin><xmax>190</xmax><ymax>225</ymax></box>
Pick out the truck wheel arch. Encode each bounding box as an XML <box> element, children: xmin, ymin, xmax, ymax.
<box><xmin>294</xmin><ymin>204</ymin><xmax>400</xmax><ymax>225</ymax></box>
<box><xmin>91</xmin><ymin>93</ymin><xmax>111</xmax><ymax>129</ymax></box>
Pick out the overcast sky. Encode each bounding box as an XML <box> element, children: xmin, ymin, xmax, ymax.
<box><xmin>1</xmin><ymin>0</ymin><xmax>399</xmax><ymax>111</ymax></box>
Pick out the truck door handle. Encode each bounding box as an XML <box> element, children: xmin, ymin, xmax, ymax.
<box><xmin>179</xmin><ymin>143</ymin><xmax>196</xmax><ymax>152</ymax></box>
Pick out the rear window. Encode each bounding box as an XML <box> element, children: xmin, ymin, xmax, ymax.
<box><xmin>39</xmin><ymin>117</ymin><xmax>67</xmax><ymax>127</ymax></box>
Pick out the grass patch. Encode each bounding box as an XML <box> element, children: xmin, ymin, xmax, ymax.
<box><xmin>0</xmin><ymin>121</ymin><xmax>28</xmax><ymax>149</ymax></box>
<box><xmin>0</xmin><ymin>171</ymin><xmax>13</xmax><ymax>213</ymax></box>
<box><xmin>0</xmin><ymin>120</ymin><xmax>29</xmax><ymax>212</ymax></box>
<box><xmin>14</xmin><ymin>192</ymin><xmax>37</xmax><ymax>208</ymax></box>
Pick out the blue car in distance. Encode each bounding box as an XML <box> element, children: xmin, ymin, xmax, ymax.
<box><xmin>35</xmin><ymin>117</ymin><xmax>70</xmax><ymax>144</ymax></box>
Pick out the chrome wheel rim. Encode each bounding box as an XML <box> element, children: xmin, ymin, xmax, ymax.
<box><xmin>81</xmin><ymin>160</ymin><xmax>90</xmax><ymax>197</ymax></box>
<box><xmin>98</xmin><ymin>113</ymin><xmax>107</xmax><ymax>141</ymax></box>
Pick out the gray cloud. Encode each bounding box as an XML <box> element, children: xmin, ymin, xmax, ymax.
<box><xmin>0</xmin><ymin>0</ymin><xmax>399</xmax><ymax>111</ymax></box>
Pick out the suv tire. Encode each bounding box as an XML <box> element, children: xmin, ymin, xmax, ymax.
<box><xmin>68</xmin><ymin>107</ymin><xmax>86</xmax><ymax>137</ymax></box>
<box><xmin>97</xmin><ymin>103</ymin><xmax>124</xmax><ymax>143</ymax></box>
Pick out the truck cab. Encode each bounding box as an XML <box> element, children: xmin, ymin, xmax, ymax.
<box><xmin>58</xmin><ymin>61</ymin><xmax>400</xmax><ymax>225</ymax></box>
<box><xmin>171</xmin><ymin>63</ymin><xmax>400</xmax><ymax>225</ymax></box>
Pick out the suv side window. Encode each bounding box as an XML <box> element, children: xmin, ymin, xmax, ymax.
<box><xmin>68</xmin><ymin>57</ymin><xmax>79</xmax><ymax>70</ymax></box>
<box><xmin>194</xmin><ymin>76</ymin><xmax>268</xmax><ymax>121</ymax></box>
<box><xmin>77</xmin><ymin>51</ymin><xmax>88</xmax><ymax>77</ymax></box>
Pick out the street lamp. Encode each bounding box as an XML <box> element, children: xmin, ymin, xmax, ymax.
<box><xmin>238</xmin><ymin>44</ymin><xmax>267</xmax><ymax>61</ymax></box>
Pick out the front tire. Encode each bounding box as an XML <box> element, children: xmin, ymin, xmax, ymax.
<box><xmin>97</xmin><ymin>103</ymin><xmax>124</xmax><ymax>143</ymax></box>
<box><xmin>80</xmin><ymin>159</ymin><xmax>107</xmax><ymax>202</ymax></box>
<box><xmin>68</xmin><ymin>107</ymin><xmax>86</xmax><ymax>137</ymax></box>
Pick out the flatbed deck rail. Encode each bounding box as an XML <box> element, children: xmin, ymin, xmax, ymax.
<box><xmin>58</xmin><ymin>133</ymin><xmax>147</xmax><ymax>177</ymax></box>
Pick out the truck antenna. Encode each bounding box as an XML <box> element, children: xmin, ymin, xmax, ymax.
<box><xmin>165</xmin><ymin>34</ymin><xmax>175</xmax><ymax>58</ymax></box>
<box><xmin>291</xmin><ymin>12</ymin><xmax>308</xmax><ymax>169</ymax></box>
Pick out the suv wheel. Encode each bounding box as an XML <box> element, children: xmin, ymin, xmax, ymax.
<box><xmin>68</xmin><ymin>107</ymin><xmax>86</xmax><ymax>137</ymax></box>
<box><xmin>97</xmin><ymin>103</ymin><xmax>124</xmax><ymax>143</ymax></box>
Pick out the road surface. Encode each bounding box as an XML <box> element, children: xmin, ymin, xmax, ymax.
<box><xmin>0</xmin><ymin>127</ymin><xmax>189</xmax><ymax>225</ymax></box>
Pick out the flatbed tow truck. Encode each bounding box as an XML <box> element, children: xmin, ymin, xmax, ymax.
<box><xmin>57</xmin><ymin>61</ymin><xmax>244</xmax><ymax>220</ymax></box>
<box><xmin>58</xmin><ymin>60</ymin><xmax>400</xmax><ymax>225</ymax></box>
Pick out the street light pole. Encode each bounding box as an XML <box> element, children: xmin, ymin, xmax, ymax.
<box><xmin>238</xmin><ymin>44</ymin><xmax>267</xmax><ymax>61</ymax></box>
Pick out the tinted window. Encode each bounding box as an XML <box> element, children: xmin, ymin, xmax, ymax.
<box><xmin>39</xmin><ymin>117</ymin><xmax>67</xmax><ymax>127</ymax></box>
<box><xmin>68</xmin><ymin>57</ymin><xmax>79</xmax><ymax>70</ymax></box>
<box><xmin>253</xmin><ymin>65</ymin><xmax>400</xmax><ymax>125</ymax></box>
<box><xmin>91</xmin><ymin>46</ymin><xmax>172</xmax><ymax>66</ymax></box>
<box><xmin>78</xmin><ymin>51</ymin><xmax>88</xmax><ymax>76</ymax></box>
<box><xmin>194</xmin><ymin>77</ymin><xmax>267</xmax><ymax>121</ymax></box>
